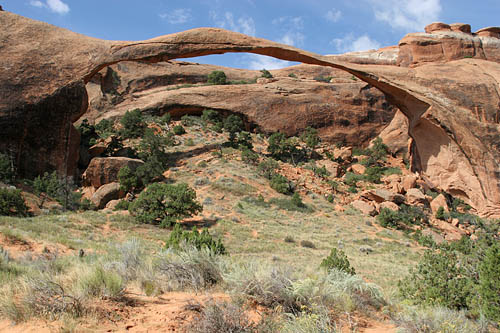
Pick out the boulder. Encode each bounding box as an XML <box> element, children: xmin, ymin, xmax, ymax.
<box><xmin>430</xmin><ymin>194</ymin><xmax>449</xmax><ymax>214</ymax></box>
<box><xmin>90</xmin><ymin>182</ymin><xmax>123</xmax><ymax>209</ymax></box>
<box><xmin>424</xmin><ymin>22</ymin><xmax>452</xmax><ymax>33</ymax></box>
<box><xmin>351</xmin><ymin>164</ymin><xmax>366</xmax><ymax>175</ymax></box>
<box><xmin>406</xmin><ymin>188</ymin><xmax>427</xmax><ymax>205</ymax></box>
<box><xmin>379</xmin><ymin>201</ymin><xmax>399</xmax><ymax>212</ymax></box>
<box><xmin>333</xmin><ymin>147</ymin><xmax>352</xmax><ymax>160</ymax></box>
<box><xmin>82</xmin><ymin>157</ymin><xmax>144</xmax><ymax>189</ymax></box>
<box><xmin>105</xmin><ymin>199</ymin><xmax>121</xmax><ymax>210</ymax></box>
<box><xmin>351</xmin><ymin>200</ymin><xmax>376</xmax><ymax>216</ymax></box>
<box><xmin>422</xmin><ymin>228</ymin><xmax>445</xmax><ymax>244</ymax></box>
<box><xmin>402</xmin><ymin>175</ymin><xmax>417</xmax><ymax>193</ymax></box>
<box><xmin>361</xmin><ymin>189</ymin><xmax>405</xmax><ymax>204</ymax></box>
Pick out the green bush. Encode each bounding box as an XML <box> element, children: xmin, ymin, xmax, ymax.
<box><xmin>158</xmin><ymin>113</ymin><xmax>171</xmax><ymax>125</ymax></box>
<box><xmin>313</xmin><ymin>75</ymin><xmax>333</xmax><ymax>83</ymax></box>
<box><xmin>237</xmin><ymin>131</ymin><xmax>253</xmax><ymax>150</ymax></box>
<box><xmin>260</xmin><ymin>69</ymin><xmax>273</xmax><ymax>78</ymax></box>
<box><xmin>288</xmin><ymin>73</ymin><xmax>297</xmax><ymax>78</ymax></box>
<box><xmin>300</xmin><ymin>127</ymin><xmax>320</xmax><ymax>150</ymax></box>
<box><xmin>436</xmin><ymin>206</ymin><xmax>447</xmax><ymax>220</ymax></box>
<box><xmin>241</xmin><ymin>148</ymin><xmax>259</xmax><ymax>165</ymax></box>
<box><xmin>0</xmin><ymin>188</ymin><xmax>27</xmax><ymax>216</ymax></box>
<box><xmin>399</xmin><ymin>249</ymin><xmax>473</xmax><ymax>310</ymax></box>
<box><xmin>0</xmin><ymin>153</ymin><xmax>15</xmax><ymax>184</ymax></box>
<box><xmin>118</xmin><ymin>166</ymin><xmax>141</xmax><ymax>192</ymax></box>
<box><xmin>77</xmin><ymin>119</ymin><xmax>97</xmax><ymax>148</ymax></box>
<box><xmin>113</xmin><ymin>200</ymin><xmax>130</xmax><ymax>211</ymax></box>
<box><xmin>377</xmin><ymin>205</ymin><xmax>426</xmax><ymax>229</ymax></box>
<box><xmin>320</xmin><ymin>248</ymin><xmax>355</xmax><ymax>275</ymax></box>
<box><xmin>257</xmin><ymin>159</ymin><xmax>279</xmax><ymax>180</ymax></box>
<box><xmin>165</xmin><ymin>224</ymin><xmax>227</xmax><ymax>255</ymax></box>
<box><xmin>344</xmin><ymin>172</ymin><xmax>363</xmax><ymax>187</ymax></box>
<box><xmin>270</xmin><ymin>174</ymin><xmax>294</xmax><ymax>195</ymax></box>
<box><xmin>478</xmin><ymin>242</ymin><xmax>500</xmax><ymax>321</ymax></box>
<box><xmin>291</xmin><ymin>192</ymin><xmax>305</xmax><ymax>208</ymax></box>
<box><xmin>223</xmin><ymin>115</ymin><xmax>244</xmax><ymax>144</ymax></box>
<box><xmin>95</xmin><ymin>119</ymin><xmax>115</xmax><ymax>139</ymax></box>
<box><xmin>362</xmin><ymin>137</ymin><xmax>389</xmax><ymax>167</ymax></box>
<box><xmin>129</xmin><ymin>183</ymin><xmax>202</xmax><ymax>227</ymax></box>
<box><xmin>268</xmin><ymin>133</ymin><xmax>303</xmax><ymax>163</ymax></box>
<box><xmin>173</xmin><ymin>125</ymin><xmax>186</xmax><ymax>135</ymax></box>
<box><xmin>207</xmin><ymin>71</ymin><xmax>227</xmax><ymax>85</ymax></box>
<box><xmin>119</xmin><ymin>109</ymin><xmax>145</xmax><ymax>139</ymax></box>
<box><xmin>201</xmin><ymin>109</ymin><xmax>221</xmax><ymax>124</ymax></box>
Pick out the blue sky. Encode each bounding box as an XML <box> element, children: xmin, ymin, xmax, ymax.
<box><xmin>3</xmin><ymin>0</ymin><xmax>499</xmax><ymax>69</ymax></box>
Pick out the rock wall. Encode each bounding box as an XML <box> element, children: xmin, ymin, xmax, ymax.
<box><xmin>1</xmin><ymin>10</ymin><xmax>500</xmax><ymax>215</ymax></box>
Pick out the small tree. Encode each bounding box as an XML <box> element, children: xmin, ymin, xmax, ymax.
<box><xmin>478</xmin><ymin>242</ymin><xmax>500</xmax><ymax>321</ymax></box>
<box><xmin>270</xmin><ymin>174</ymin><xmax>294</xmax><ymax>195</ymax></box>
<box><xmin>0</xmin><ymin>188</ymin><xmax>27</xmax><ymax>217</ymax></box>
<box><xmin>0</xmin><ymin>152</ymin><xmax>15</xmax><ymax>184</ymax></box>
<box><xmin>320</xmin><ymin>248</ymin><xmax>355</xmax><ymax>275</ymax></box>
<box><xmin>119</xmin><ymin>109</ymin><xmax>145</xmax><ymax>139</ymax></box>
<box><xmin>223</xmin><ymin>115</ymin><xmax>244</xmax><ymax>145</ymax></box>
<box><xmin>95</xmin><ymin>119</ymin><xmax>115</xmax><ymax>139</ymax></box>
<box><xmin>260</xmin><ymin>69</ymin><xmax>273</xmax><ymax>78</ymax></box>
<box><xmin>129</xmin><ymin>183</ymin><xmax>202</xmax><ymax>227</ymax></box>
<box><xmin>300</xmin><ymin>126</ymin><xmax>320</xmax><ymax>151</ymax></box>
<box><xmin>207</xmin><ymin>71</ymin><xmax>227</xmax><ymax>85</ymax></box>
<box><xmin>118</xmin><ymin>166</ymin><xmax>141</xmax><ymax>192</ymax></box>
<box><xmin>173</xmin><ymin>125</ymin><xmax>186</xmax><ymax>135</ymax></box>
<box><xmin>257</xmin><ymin>159</ymin><xmax>279</xmax><ymax>179</ymax></box>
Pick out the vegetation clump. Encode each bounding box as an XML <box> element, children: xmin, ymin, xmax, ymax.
<box><xmin>207</xmin><ymin>71</ymin><xmax>227</xmax><ymax>85</ymax></box>
<box><xmin>0</xmin><ymin>188</ymin><xmax>27</xmax><ymax>217</ymax></box>
<box><xmin>129</xmin><ymin>183</ymin><xmax>202</xmax><ymax>227</ymax></box>
<box><xmin>260</xmin><ymin>69</ymin><xmax>273</xmax><ymax>78</ymax></box>
<box><xmin>269</xmin><ymin>174</ymin><xmax>294</xmax><ymax>195</ymax></box>
<box><xmin>165</xmin><ymin>224</ymin><xmax>227</xmax><ymax>255</ymax></box>
<box><xmin>320</xmin><ymin>248</ymin><xmax>355</xmax><ymax>275</ymax></box>
<box><xmin>0</xmin><ymin>152</ymin><xmax>15</xmax><ymax>184</ymax></box>
<box><xmin>119</xmin><ymin>109</ymin><xmax>145</xmax><ymax>139</ymax></box>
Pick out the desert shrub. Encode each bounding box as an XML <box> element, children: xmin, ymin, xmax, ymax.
<box><xmin>241</xmin><ymin>148</ymin><xmax>259</xmax><ymax>165</ymax></box>
<box><xmin>435</xmin><ymin>206</ymin><xmax>447</xmax><ymax>220</ymax></box>
<box><xmin>103</xmin><ymin>136</ymin><xmax>125</xmax><ymax>157</ymax></box>
<box><xmin>270</xmin><ymin>174</ymin><xmax>294</xmax><ymax>195</ymax></box>
<box><xmin>79</xmin><ymin>198</ymin><xmax>96</xmax><ymax>211</ymax></box>
<box><xmin>135</xmin><ymin>129</ymin><xmax>172</xmax><ymax>184</ymax></box>
<box><xmin>77</xmin><ymin>266</ymin><xmax>124</xmax><ymax>300</ymax></box>
<box><xmin>94</xmin><ymin>118</ymin><xmax>115</xmax><ymax>139</ymax></box>
<box><xmin>207</xmin><ymin>71</ymin><xmax>227</xmax><ymax>85</ymax></box>
<box><xmin>185</xmin><ymin>138</ymin><xmax>195</xmax><ymax>146</ymax></box>
<box><xmin>300</xmin><ymin>126</ymin><xmax>320</xmax><ymax>151</ymax></box>
<box><xmin>223</xmin><ymin>114</ymin><xmax>244</xmax><ymax>144</ymax></box>
<box><xmin>119</xmin><ymin>109</ymin><xmax>145</xmax><ymax>139</ymax></box>
<box><xmin>288</xmin><ymin>73</ymin><xmax>297</xmax><ymax>78</ymax></box>
<box><xmin>173</xmin><ymin>125</ymin><xmax>186</xmax><ymax>135</ymax></box>
<box><xmin>0</xmin><ymin>188</ymin><xmax>27</xmax><ymax>217</ymax></box>
<box><xmin>320</xmin><ymin>248</ymin><xmax>355</xmax><ymax>275</ymax></box>
<box><xmin>181</xmin><ymin>114</ymin><xmax>200</xmax><ymax>127</ymax></box>
<box><xmin>187</xmin><ymin>300</ymin><xmax>255</xmax><ymax>333</ymax></box>
<box><xmin>257</xmin><ymin>159</ymin><xmax>279</xmax><ymax>179</ymax></box>
<box><xmin>118</xmin><ymin>166</ymin><xmax>141</xmax><ymax>192</ymax></box>
<box><xmin>326</xmin><ymin>194</ymin><xmax>334</xmax><ymax>203</ymax></box>
<box><xmin>268</xmin><ymin>132</ymin><xmax>303</xmax><ymax>163</ymax></box>
<box><xmin>201</xmin><ymin>109</ymin><xmax>221</xmax><ymax>124</ymax></box>
<box><xmin>344</xmin><ymin>172</ymin><xmax>363</xmax><ymax>187</ymax></box>
<box><xmin>477</xmin><ymin>242</ymin><xmax>500</xmax><ymax>321</ymax></box>
<box><xmin>377</xmin><ymin>205</ymin><xmax>426</xmax><ymax>229</ymax></box>
<box><xmin>0</xmin><ymin>152</ymin><xmax>15</xmax><ymax>184</ymax></box>
<box><xmin>313</xmin><ymin>75</ymin><xmax>333</xmax><ymax>83</ymax></box>
<box><xmin>300</xmin><ymin>240</ymin><xmax>316</xmax><ymax>249</ymax></box>
<box><xmin>364</xmin><ymin>166</ymin><xmax>384</xmax><ymax>183</ymax></box>
<box><xmin>291</xmin><ymin>192</ymin><xmax>304</xmax><ymax>208</ymax></box>
<box><xmin>284</xmin><ymin>236</ymin><xmax>295</xmax><ymax>243</ymax></box>
<box><xmin>156</xmin><ymin>244</ymin><xmax>223</xmax><ymax>291</ymax></box>
<box><xmin>399</xmin><ymin>249</ymin><xmax>473</xmax><ymax>310</ymax></box>
<box><xmin>129</xmin><ymin>183</ymin><xmax>202</xmax><ymax>227</ymax></box>
<box><xmin>22</xmin><ymin>276</ymin><xmax>84</xmax><ymax>319</ymax></box>
<box><xmin>113</xmin><ymin>200</ymin><xmax>130</xmax><ymax>211</ymax></box>
<box><xmin>77</xmin><ymin>119</ymin><xmax>97</xmax><ymax>148</ymax></box>
<box><xmin>394</xmin><ymin>305</ymin><xmax>490</xmax><ymax>333</ymax></box>
<box><xmin>158</xmin><ymin>112</ymin><xmax>171</xmax><ymax>125</ymax></box>
<box><xmin>165</xmin><ymin>224</ymin><xmax>227</xmax><ymax>255</ymax></box>
<box><xmin>269</xmin><ymin>197</ymin><xmax>312</xmax><ymax>213</ymax></box>
<box><xmin>237</xmin><ymin>131</ymin><xmax>253</xmax><ymax>150</ymax></box>
<box><xmin>279</xmin><ymin>310</ymin><xmax>335</xmax><ymax>333</ymax></box>
<box><xmin>260</xmin><ymin>69</ymin><xmax>273</xmax><ymax>78</ymax></box>
<box><xmin>362</xmin><ymin>137</ymin><xmax>389</xmax><ymax>167</ymax></box>
<box><xmin>306</xmin><ymin>164</ymin><xmax>330</xmax><ymax>179</ymax></box>
<box><xmin>32</xmin><ymin>172</ymin><xmax>81</xmax><ymax>210</ymax></box>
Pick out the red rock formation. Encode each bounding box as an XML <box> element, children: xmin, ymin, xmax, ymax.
<box><xmin>84</xmin><ymin>61</ymin><xmax>396</xmax><ymax>146</ymax></box>
<box><xmin>1</xmin><ymin>10</ymin><xmax>500</xmax><ymax>215</ymax></box>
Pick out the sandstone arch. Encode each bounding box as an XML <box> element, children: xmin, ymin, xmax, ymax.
<box><xmin>1</xmin><ymin>11</ymin><xmax>500</xmax><ymax>216</ymax></box>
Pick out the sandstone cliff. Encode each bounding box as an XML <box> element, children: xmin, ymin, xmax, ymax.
<box><xmin>1</xmin><ymin>9</ymin><xmax>500</xmax><ymax>215</ymax></box>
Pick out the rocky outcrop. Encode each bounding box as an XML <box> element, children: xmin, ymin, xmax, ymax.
<box><xmin>90</xmin><ymin>182</ymin><xmax>123</xmax><ymax>209</ymax></box>
<box><xmin>398</xmin><ymin>22</ymin><xmax>500</xmax><ymax>67</ymax></box>
<box><xmin>1</xmin><ymin>10</ymin><xmax>500</xmax><ymax>215</ymax></box>
<box><xmin>84</xmin><ymin>61</ymin><xmax>397</xmax><ymax>146</ymax></box>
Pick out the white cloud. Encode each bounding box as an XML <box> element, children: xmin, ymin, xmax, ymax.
<box><xmin>272</xmin><ymin>16</ymin><xmax>305</xmax><ymax>47</ymax></box>
<box><xmin>325</xmin><ymin>9</ymin><xmax>342</xmax><ymax>23</ymax></box>
<box><xmin>159</xmin><ymin>8</ymin><xmax>192</xmax><ymax>24</ymax></box>
<box><xmin>30</xmin><ymin>0</ymin><xmax>69</xmax><ymax>14</ymax></box>
<box><xmin>367</xmin><ymin>0</ymin><xmax>441</xmax><ymax>31</ymax></box>
<box><xmin>210</xmin><ymin>11</ymin><xmax>256</xmax><ymax>36</ymax></box>
<box><xmin>248</xmin><ymin>55</ymin><xmax>290</xmax><ymax>70</ymax></box>
<box><xmin>30</xmin><ymin>1</ymin><xmax>44</xmax><ymax>8</ymax></box>
<box><xmin>331</xmin><ymin>34</ymin><xmax>381</xmax><ymax>53</ymax></box>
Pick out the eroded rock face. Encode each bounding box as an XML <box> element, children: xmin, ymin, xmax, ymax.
<box><xmin>1</xmin><ymin>10</ymin><xmax>500</xmax><ymax>215</ymax></box>
<box><xmin>82</xmin><ymin>157</ymin><xmax>144</xmax><ymax>190</ymax></box>
<box><xmin>83</xmin><ymin>61</ymin><xmax>397</xmax><ymax>146</ymax></box>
